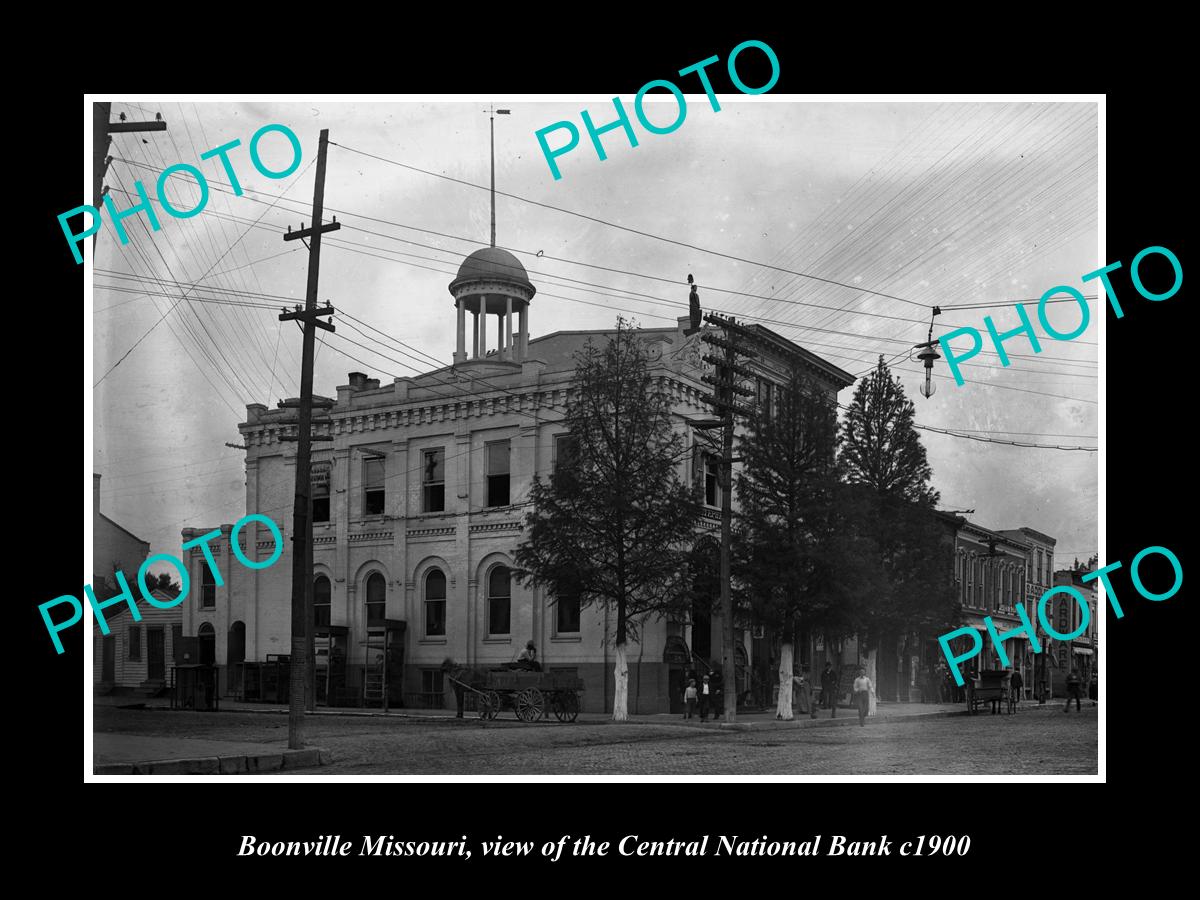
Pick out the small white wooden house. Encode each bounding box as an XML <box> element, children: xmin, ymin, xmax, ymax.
<box><xmin>93</xmin><ymin>589</ymin><xmax>182</xmax><ymax>695</ymax></box>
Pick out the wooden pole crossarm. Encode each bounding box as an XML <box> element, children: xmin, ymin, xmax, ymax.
<box><xmin>278</xmin><ymin>398</ymin><xmax>336</xmax><ymax>409</ymax></box>
<box><xmin>107</xmin><ymin>121</ymin><xmax>167</xmax><ymax>133</ymax></box>
<box><xmin>284</xmin><ymin>218</ymin><xmax>342</xmax><ymax>242</ymax></box>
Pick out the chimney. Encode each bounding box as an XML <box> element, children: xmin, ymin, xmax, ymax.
<box><xmin>348</xmin><ymin>372</ymin><xmax>368</xmax><ymax>390</ymax></box>
<box><xmin>93</xmin><ymin>473</ymin><xmax>101</xmax><ymax>513</ymax></box>
<box><xmin>365</xmin><ymin>378</ymin><xmax>380</xmax><ymax>390</ymax></box>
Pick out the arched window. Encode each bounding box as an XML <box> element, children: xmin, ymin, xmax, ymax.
<box><xmin>314</xmin><ymin>575</ymin><xmax>331</xmax><ymax>627</ymax></box>
<box><xmin>365</xmin><ymin>572</ymin><xmax>386</xmax><ymax>627</ymax></box>
<box><xmin>487</xmin><ymin>565</ymin><xmax>511</xmax><ymax>636</ymax></box>
<box><xmin>425</xmin><ymin>569</ymin><xmax>446</xmax><ymax>637</ymax></box>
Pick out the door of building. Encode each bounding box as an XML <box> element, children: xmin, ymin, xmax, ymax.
<box><xmin>668</xmin><ymin>667</ymin><xmax>685</xmax><ymax>714</ymax></box>
<box><xmin>146</xmin><ymin>627</ymin><xmax>165</xmax><ymax>681</ymax></box>
<box><xmin>102</xmin><ymin>635</ymin><xmax>115</xmax><ymax>682</ymax></box>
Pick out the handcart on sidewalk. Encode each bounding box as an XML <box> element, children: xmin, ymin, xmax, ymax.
<box><xmin>966</xmin><ymin>669</ymin><xmax>1014</xmax><ymax>715</ymax></box>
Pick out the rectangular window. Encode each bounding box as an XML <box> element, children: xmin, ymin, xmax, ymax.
<box><xmin>128</xmin><ymin>625</ymin><xmax>141</xmax><ymax>661</ymax></box>
<box><xmin>1036</xmin><ymin>549</ymin><xmax>1043</xmax><ymax>585</ymax></box>
<box><xmin>487</xmin><ymin>440</ymin><xmax>510</xmax><ymax>508</ymax></box>
<box><xmin>757</xmin><ymin>379</ymin><xmax>774</xmax><ymax>423</ymax></box>
<box><xmin>556</xmin><ymin>593</ymin><xmax>581</xmax><ymax>634</ymax></box>
<box><xmin>200</xmin><ymin>563</ymin><xmax>216</xmax><ymax>609</ymax></box>
<box><xmin>312</xmin><ymin>476</ymin><xmax>330</xmax><ymax>523</ymax></box>
<box><xmin>363</xmin><ymin>457</ymin><xmax>385</xmax><ymax>516</ymax></box>
<box><xmin>422</xmin><ymin>448</ymin><xmax>445</xmax><ymax>513</ymax></box>
<box><xmin>704</xmin><ymin>453</ymin><xmax>721</xmax><ymax>507</ymax></box>
<box><xmin>554</xmin><ymin>433</ymin><xmax>579</xmax><ymax>472</ymax></box>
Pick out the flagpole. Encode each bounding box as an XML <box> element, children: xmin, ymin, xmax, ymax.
<box><xmin>490</xmin><ymin>104</ymin><xmax>496</xmax><ymax>248</ymax></box>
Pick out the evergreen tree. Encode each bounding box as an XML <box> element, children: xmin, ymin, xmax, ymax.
<box><xmin>735</xmin><ymin>365</ymin><xmax>883</xmax><ymax>719</ymax></box>
<box><xmin>838</xmin><ymin>357</ymin><xmax>959</xmax><ymax>691</ymax></box>
<box><xmin>840</xmin><ymin>356</ymin><xmax>938</xmax><ymax>506</ymax></box>
<box><xmin>514</xmin><ymin>320</ymin><xmax>702</xmax><ymax>721</ymax></box>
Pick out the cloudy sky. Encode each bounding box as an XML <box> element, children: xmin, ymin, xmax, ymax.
<box><xmin>90</xmin><ymin>97</ymin><xmax>1099</xmax><ymax>573</ymax></box>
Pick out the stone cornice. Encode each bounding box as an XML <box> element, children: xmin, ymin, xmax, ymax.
<box><xmin>239</xmin><ymin>375</ymin><xmax>713</xmax><ymax>448</ymax></box>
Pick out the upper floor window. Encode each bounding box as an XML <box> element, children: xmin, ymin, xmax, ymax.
<box><xmin>554</xmin><ymin>434</ymin><xmax>579</xmax><ymax>473</ymax></box>
<box><xmin>704</xmin><ymin>453</ymin><xmax>721</xmax><ymax>508</ymax></box>
<box><xmin>201</xmin><ymin>561</ymin><xmax>216</xmax><ymax>608</ymax></box>
<box><xmin>487</xmin><ymin>441</ymin><xmax>510</xmax><ymax>508</ymax></box>
<box><xmin>312</xmin><ymin>466</ymin><xmax>330</xmax><ymax>523</ymax></box>
<box><xmin>422</xmin><ymin>449</ymin><xmax>445</xmax><ymax>513</ymax></box>
<box><xmin>363</xmin><ymin>457</ymin><xmax>386</xmax><ymax>516</ymax></box>
<box><xmin>424</xmin><ymin>569</ymin><xmax>447</xmax><ymax>637</ymax></box>
<box><xmin>757</xmin><ymin>378</ymin><xmax>774</xmax><ymax>423</ymax></box>
<box><xmin>314</xmin><ymin>575</ymin><xmax>331</xmax><ymax>628</ymax></box>
<box><xmin>365</xmin><ymin>572</ymin><xmax>387</xmax><ymax>627</ymax></box>
<box><xmin>488</xmin><ymin>565</ymin><xmax>511</xmax><ymax>635</ymax></box>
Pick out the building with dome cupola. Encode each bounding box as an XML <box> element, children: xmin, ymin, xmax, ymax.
<box><xmin>176</xmin><ymin>192</ymin><xmax>856</xmax><ymax>713</ymax></box>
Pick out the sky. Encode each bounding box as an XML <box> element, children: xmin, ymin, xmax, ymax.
<box><xmin>90</xmin><ymin>98</ymin><xmax>1099</xmax><ymax>573</ymax></box>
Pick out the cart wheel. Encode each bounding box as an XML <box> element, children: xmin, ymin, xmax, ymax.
<box><xmin>486</xmin><ymin>691</ymin><xmax>501</xmax><ymax>720</ymax></box>
<box><xmin>516</xmin><ymin>688</ymin><xmax>544</xmax><ymax>722</ymax></box>
<box><xmin>554</xmin><ymin>691</ymin><xmax>579</xmax><ymax>723</ymax></box>
<box><xmin>476</xmin><ymin>692</ymin><xmax>492</xmax><ymax>720</ymax></box>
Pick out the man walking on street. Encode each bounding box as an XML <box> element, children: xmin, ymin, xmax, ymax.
<box><xmin>1010</xmin><ymin>667</ymin><xmax>1024</xmax><ymax>710</ymax></box>
<box><xmin>821</xmin><ymin>662</ymin><xmax>838</xmax><ymax>714</ymax></box>
<box><xmin>1064</xmin><ymin>667</ymin><xmax>1083</xmax><ymax>712</ymax></box>
<box><xmin>853</xmin><ymin>666</ymin><xmax>872</xmax><ymax>727</ymax></box>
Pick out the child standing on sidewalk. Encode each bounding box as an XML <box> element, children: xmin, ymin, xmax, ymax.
<box><xmin>684</xmin><ymin>679</ymin><xmax>698</xmax><ymax>719</ymax></box>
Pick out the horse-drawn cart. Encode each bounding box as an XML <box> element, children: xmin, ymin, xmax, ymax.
<box><xmin>449</xmin><ymin>668</ymin><xmax>584</xmax><ymax>723</ymax></box>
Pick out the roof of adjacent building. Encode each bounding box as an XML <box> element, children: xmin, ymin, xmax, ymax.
<box><xmin>91</xmin><ymin>588</ymin><xmax>180</xmax><ymax>627</ymax></box>
<box><xmin>97</xmin><ymin>512</ymin><xmax>150</xmax><ymax>549</ymax></box>
<box><xmin>998</xmin><ymin>527</ymin><xmax>1057</xmax><ymax>547</ymax></box>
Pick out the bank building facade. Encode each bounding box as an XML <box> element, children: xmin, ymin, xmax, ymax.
<box><xmin>180</xmin><ymin>247</ymin><xmax>854</xmax><ymax>713</ymax></box>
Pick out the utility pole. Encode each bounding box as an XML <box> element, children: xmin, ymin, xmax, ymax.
<box><xmin>279</xmin><ymin>129</ymin><xmax>339</xmax><ymax>748</ymax></box>
<box><xmin>700</xmin><ymin>312</ymin><xmax>757</xmax><ymax>722</ymax></box>
<box><xmin>93</xmin><ymin>102</ymin><xmax>166</xmax><ymax>246</ymax></box>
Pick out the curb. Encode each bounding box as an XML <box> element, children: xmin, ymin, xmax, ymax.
<box><xmin>95</xmin><ymin>747</ymin><xmax>333</xmax><ymax>776</ymax></box>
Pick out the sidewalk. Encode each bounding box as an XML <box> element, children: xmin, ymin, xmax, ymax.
<box><xmin>93</xmin><ymin>733</ymin><xmax>331</xmax><ymax>775</ymax></box>
<box><xmin>93</xmin><ymin>693</ymin><xmax>1095</xmax><ymax>730</ymax></box>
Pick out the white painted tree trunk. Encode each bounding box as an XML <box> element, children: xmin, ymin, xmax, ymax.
<box><xmin>865</xmin><ymin>651</ymin><xmax>878</xmax><ymax>716</ymax></box>
<box><xmin>612</xmin><ymin>642</ymin><xmax>629</xmax><ymax>721</ymax></box>
<box><xmin>776</xmin><ymin>641</ymin><xmax>794</xmax><ymax>720</ymax></box>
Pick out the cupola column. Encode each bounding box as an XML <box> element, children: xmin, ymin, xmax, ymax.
<box><xmin>505</xmin><ymin>297</ymin><xmax>514</xmax><ymax>361</ymax></box>
<box><xmin>454</xmin><ymin>298</ymin><xmax>466</xmax><ymax>363</ymax></box>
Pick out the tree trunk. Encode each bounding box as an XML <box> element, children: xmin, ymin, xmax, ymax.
<box><xmin>776</xmin><ymin>641</ymin><xmax>794</xmax><ymax>720</ymax></box>
<box><xmin>612</xmin><ymin>641</ymin><xmax>629</xmax><ymax>721</ymax></box>
<box><xmin>864</xmin><ymin>650</ymin><xmax>878</xmax><ymax>716</ymax></box>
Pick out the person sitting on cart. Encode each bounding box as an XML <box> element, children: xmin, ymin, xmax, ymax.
<box><xmin>515</xmin><ymin>641</ymin><xmax>542</xmax><ymax>672</ymax></box>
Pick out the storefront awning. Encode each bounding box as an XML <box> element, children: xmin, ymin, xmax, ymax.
<box><xmin>1073</xmin><ymin>648</ymin><xmax>1094</xmax><ymax>656</ymax></box>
